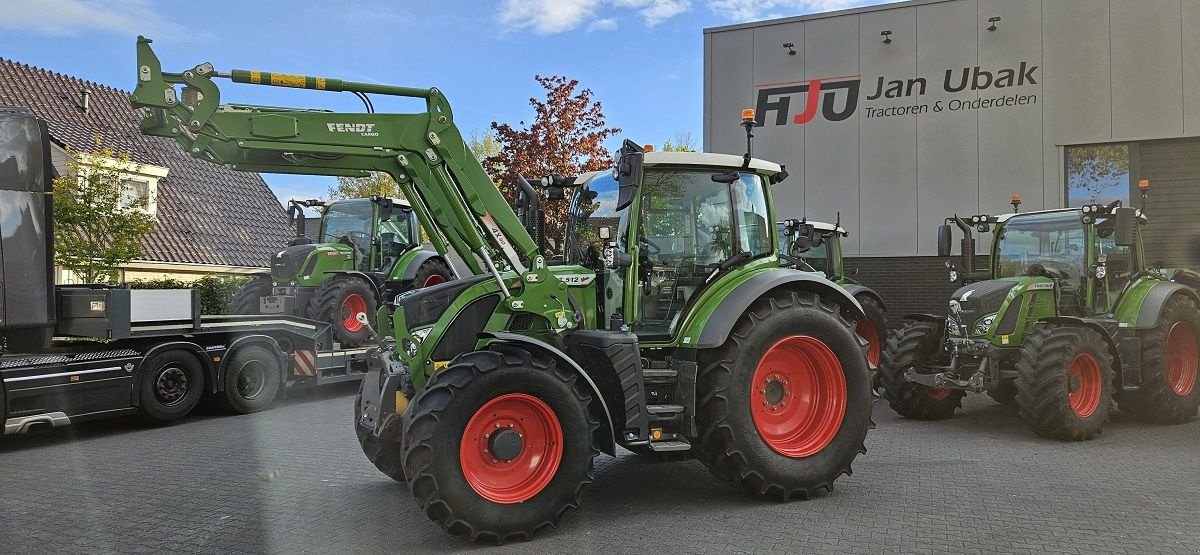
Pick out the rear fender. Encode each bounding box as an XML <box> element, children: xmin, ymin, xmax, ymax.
<box><xmin>903</xmin><ymin>313</ymin><xmax>946</xmax><ymax>324</ymax></box>
<box><xmin>480</xmin><ymin>331</ymin><xmax>617</xmax><ymax>456</ymax></box>
<box><xmin>1132</xmin><ymin>282</ymin><xmax>1200</xmax><ymax>329</ymax></box>
<box><xmin>843</xmin><ymin>284</ymin><xmax>886</xmax><ymax>311</ymax></box>
<box><xmin>387</xmin><ymin>249</ymin><xmax>440</xmax><ymax>285</ymax></box>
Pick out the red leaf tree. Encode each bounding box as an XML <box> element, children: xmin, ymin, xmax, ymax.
<box><xmin>484</xmin><ymin>75</ymin><xmax>621</xmax><ymax>253</ymax></box>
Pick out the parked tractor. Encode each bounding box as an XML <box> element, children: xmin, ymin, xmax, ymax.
<box><xmin>878</xmin><ymin>191</ymin><xmax>1200</xmax><ymax>440</ymax></box>
<box><xmin>779</xmin><ymin>219</ymin><xmax>888</xmax><ymax>369</ymax></box>
<box><xmin>230</xmin><ymin>191</ymin><xmax>454</xmax><ymax>347</ymax></box>
<box><xmin>132</xmin><ymin>39</ymin><xmax>875</xmax><ymax>543</ymax></box>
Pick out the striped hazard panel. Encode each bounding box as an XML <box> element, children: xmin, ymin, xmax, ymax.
<box><xmin>293</xmin><ymin>350</ymin><xmax>317</xmax><ymax>377</ymax></box>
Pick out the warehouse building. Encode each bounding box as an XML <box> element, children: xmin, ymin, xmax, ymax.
<box><xmin>704</xmin><ymin>0</ymin><xmax>1200</xmax><ymax>314</ymax></box>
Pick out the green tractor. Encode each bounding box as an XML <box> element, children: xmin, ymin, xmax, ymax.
<box><xmin>230</xmin><ymin>196</ymin><xmax>455</xmax><ymax>346</ymax></box>
<box><xmin>779</xmin><ymin>218</ymin><xmax>888</xmax><ymax>369</ymax></box>
<box><xmin>878</xmin><ymin>192</ymin><xmax>1200</xmax><ymax>440</ymax></box>
<box><xmin>132</xmin><ymin>38</ymin><xmax>875</xmax><ymax>543</ymax></box>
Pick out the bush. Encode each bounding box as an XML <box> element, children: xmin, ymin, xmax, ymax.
<box><xmin>127</xmin><ymin>275</ymin><xmax>252</xmax><ymax>315</ymax></box>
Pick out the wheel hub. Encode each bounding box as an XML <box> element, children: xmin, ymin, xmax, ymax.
<box><xmin>155</xmin><ymin>367</ymin><xmax>189</xmax><ymax>406</ymax></box>
<box><xmin>761</xmin><ymin>376</ymin><xmax>788</xmax><ymax>408</ymax></box>
<box><xmin>489</xmin><ymin>428</ymin><xmax>524</xmax><ymax>461</ymax></box>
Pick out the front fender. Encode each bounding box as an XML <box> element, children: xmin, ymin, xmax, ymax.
<box><xmin>388</xmin><ymin>248</ymin><xmax>440</xmax><ymax>284</ymax></box>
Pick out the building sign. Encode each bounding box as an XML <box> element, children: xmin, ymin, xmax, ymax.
<box><xmin>754</xmin><ymin>62</ymin><xmax>1039</xmax><ymax>126</ymax></box>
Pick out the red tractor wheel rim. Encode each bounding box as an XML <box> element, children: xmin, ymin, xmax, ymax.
<box><xmin>422</xmin><ymin>274</ymin><xmax>447</xmax><ymax>288</ymax></box>
<box><xmin>750</xmin><ymin>336</ymin><xmax>847</xmax><ymax>458</ymax></box>
<box><xmin>459</xmin><ymin>393</ymin><xmax>563</xmax><ymax>504</ymax></box>
<box><xmin>856</xmin><ymin>319</ymin><xmax>881</xmax><ymax>367</ymax></box>
<box><xmin>1068</xmin><ymin>353</ymin><xmax>1103</xmax><ymax>417</ymax></box>
<box><xmin>1165</xmin><ymin>321</ymin><xmax>1198</xmax><ymax>397</ymax></box>
<box><xmin>925</xmin><ymin>387</ymin><xmax>952</xmax><ymax>400</ymax></box>
<box><xmin>340</xmin><ymin>294</ymin><xmax>368</xmax><ymax>332</ymax></box>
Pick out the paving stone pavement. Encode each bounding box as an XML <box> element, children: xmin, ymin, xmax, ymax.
<box><xmin>1</xmin><ymin>383</ymin><xmax>1197</xmax><ymax>554</ymax></box>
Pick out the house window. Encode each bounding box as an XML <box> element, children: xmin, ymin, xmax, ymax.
<box><xmin>1065</xmin><ymin>144</ymin><xmax>1130</xmax><ymax>207</ymax></box>
<box><xmin>121</xmin><ymin>178</ymin><xmax>151</xmax><ymax>209</ymax></box>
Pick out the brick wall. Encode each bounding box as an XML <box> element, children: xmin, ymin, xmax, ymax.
<box><xmin>843</xmin><ymin>256</ymin><xmax>989</xmax><ymax>321</ymax></box>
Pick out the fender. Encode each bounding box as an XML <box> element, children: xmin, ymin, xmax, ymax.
<box><xmin>326</xmin><ymin>270</ymin><xmax>385</xmax><ymax>299</ymax></box>
<box><xmin>218</xmin><ymin>335</ymin><xmax>288</xmax><ymax>394</ymax></box>
<box><xmin>696</xmin><ymin>270</ymin><xmax>865</xmax><ymax>349</ymax></box>
<box><xmin>480</xmin><ymin>331</ymin><xmax>617</xmax><ymax>456</ymax></box>
<box><xmin>843</xmin><ymin>284</ymin><xmax>886</xmax><ymax>311</ymax></box>
<box><xmin>903</xmin><ymin>313</ymin><xmax>946</xmax><ymax>324</ymax></box>
<box><xmin>1134</xmin><ymin>282</ymin><xmax>1200</xmax><ymax>329</ymax></box>
<box><xmin>394</xmin><ymin>249</ymin><xmax>442</xmax><ymax>284</ymax></box>
<box><xmin>133</xmin><ymin>341</ymin><xmax>214</xmax><ymax>406</ymax></box>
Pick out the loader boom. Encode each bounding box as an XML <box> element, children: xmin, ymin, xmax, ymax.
<box><xmin>130</xmin><ymin>36</ymin><xmax>547</xmax><ymax>300</ymax></box>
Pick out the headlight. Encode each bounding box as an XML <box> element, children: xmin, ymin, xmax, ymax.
<box><xmin>946</xmin><ymin>317</ymin><xmax>960</xmax><ymax>335</ymax></box>
<box><xmin>973</xmin><ymin>312</ymin><xmax>998</xmax><ymax>335</ymax></box>
<box><xmin>411</xmin><ymin>327</ymin><xmax>432</xmax><ymax>342</ymax></box>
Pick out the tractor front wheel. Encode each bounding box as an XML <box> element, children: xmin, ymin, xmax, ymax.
<box><xmin>401</xmin><ymin>345</ymin><xmax>600</xmax><ymax>544</ymax></box>
<box><xmin>228</xmin><ymin>275</ymin><xmax>271</xmax><ymax>315</ymax></box>
<box><xmin>1015</xmin><ymin>326</ymin><xmax>1114</xmax><ymax>440</ymax></box>
<box><xmin>1116</xmin><ymin>295</ymin><xmax>1200</xmax><ymax>423</ymax></box>
<box><xmin>878</xmin><ymin>321</ymin><xmax>966</xmax><ymax>420</ymax></box>
<box><xmin>694</xmin><ymin>290</ymin><xmax>871</xmax><ymax>500</ymax></box>
<box><xmin>412</xmin><ymin>257</ymin><xmax>454</xmax><ymax>289</ymax></box>
<box><xmin>307</xmin><ymin>277</ymin><xmax>377</xmax><ymax>347</ymax></box>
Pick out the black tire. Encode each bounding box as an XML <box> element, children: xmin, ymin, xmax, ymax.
<box><xmin>218</xmin><ymin>345</ymin><xmax>282</xmax><ymax>414</ymax></box>
<box><xmin>1015</xmin><ymin>327</ymin><xmax>1114</xmax><ymax>441</ymax></box>
<box><xmin>986</xmin><ymin>380</ymin><xmax>1018</xmax><ymax>406</ymax></box>
<box><xmin>1116</xmin><ymin>295</ymin><xmax>1200</xmax><ymax>423</ymax></box>
<box><xmin>693</xmin><ymin>290</ymin><xmax>872</xmax><ymax>500</ymax></box>
<box><xmin>307</xmin><ymin>277</ymin><xmax>377</xmax><ymax>347</ymax></box>
<box><xmin>353</xmin><ymin>378</ymin><xmax>407</xmax><ymax>482</ymax></box>
<box><xmin>878</xmin><ymin>321</ymin><xmax>966</xmax><ymax>420</ymax></box>
<box><xmin>137</xmin><ymin>350</ymin><xmax>205</xmax><ymax>424</ymax></box>
<box><xmin>401</xmin><ymin>345</ymin><xmax>600</xmax><ymax>543</ymax></box>
<box><xmin>411</xmin><ymin>257</ymin><xmax>454</xmax><ymax>290</ymax></box>
<box><xmin>228</xmin><ymin>275</ymin><xmax>272</xmax><ymax>315</ymax></box>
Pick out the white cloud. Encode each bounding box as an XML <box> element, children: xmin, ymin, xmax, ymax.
<box><xmin>707</xmin><ymin>0</ymin><xmax>897</xmax><ymax>22</ymax></box>
<box><xmin>498</xmin><ymin>0</ymin><xmax>599</xmax><ymax>34</ymax></box>
<box><xmin>615</xmin><ymin>0</ymin><xmax>692</xmax><ymax>26</ymax></box>
<box><xmin>0</xmin><ymin>0</ymin><xmax>188</xmax><ymax>38</ymax></box>
<box><xmin>588</xmin><ymin>18</ymin><xmax>619</xmax><ymax>32</ymax></box>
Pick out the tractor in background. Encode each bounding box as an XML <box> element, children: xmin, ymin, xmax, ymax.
<box><xmin>878</xmin><ymin>188</ymin><xmax>1200</xmax><ymax>440</ymax></box>
<box><xmin>230</xmin><ymin>196</ymin><xmax>454</xmax><ymax>346</ymax></box>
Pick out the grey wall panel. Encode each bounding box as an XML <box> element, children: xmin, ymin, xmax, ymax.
<box><xmin>1110</xmin><ymin>0</ymin><xmax>1184</xmax><ymax>140</ymax></box>
<box><xmin>751</xmin><ymin>22</ymin><xmax>807</xmax><ymax>219</ymax></box>
<box><xmin>977</xmin><ymin>0</ymin><xmax>1044</xmax><ymax>214</ymax></box>
<box><xmin>706</xmin><ymin>30</ymin><xmax>755</xmax><ymax>157</ymax></box>
<box><xmin>704</xmin><ymin>32</ymin><xmax>712</xmax><ymax>152</ymax></box>
<box><xmin>1041</xmin><ymin>0</ymin><xmax>1111</xmax><ymax>209</ymax></box>
<box><xmin>859</xmin><ymin>6</ymin><xmax>919</xmax><ymax>255</ymax></box>
<box><xmin>915</xmin><ymin>0</ymin><xmax>979</xmax><ymax>256</ymax></box>
<box><xmin>1138</xmin><ymin>137</ymin><xmax>1200</xmax><ymax>267</ymax></box>
<box><xmin>802</xmin><ymin>15</ymin><xmax>861</xmax><ymax>253</ymax></box>
<box><xmin>1183</xmin><ymin>0</ymin><xmax>1200</xmax><ymax>136</ymax></box>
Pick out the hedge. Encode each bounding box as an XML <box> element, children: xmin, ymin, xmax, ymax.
<box><xmin>127</xmin><ymin>275</ymin><xmax>252</xmax><ymax>315</ymax></box>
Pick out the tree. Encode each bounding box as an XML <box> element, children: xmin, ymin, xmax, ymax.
<box><xmin>661</xmin><ymin>131</ymin><xmax>697</xmax><ymax>152</ymax></box>
<box><xmin>484</xmin><ymin>75</ymin><xmax>621</xmax><ymax>252</ymax></box>
<box><xmin>53</xmin><ymin>148</ymin><xmax>157</xmax><ymax>284</ymax></box>
<box><xmin>469</xmin><ymin>131</ymin><xmax>501</xmax><ymax>163</ymax></box>
<box><xmin>327</xmin><ymin>172</ymin><xmax>402</xmax><ymax>200</ymax></box>
<box><xmin>1066</xmin><ymin>145</ymin><xmax>1129</xmax><ymax>203</ymax></box>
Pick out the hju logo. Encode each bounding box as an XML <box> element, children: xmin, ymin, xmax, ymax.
<box><xmin>753</xmin><ymin>76</ymin><xmax>861</xmax><ymax>127</ymax></box>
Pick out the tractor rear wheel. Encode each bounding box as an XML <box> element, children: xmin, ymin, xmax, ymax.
<box><xmin>878</xmin><ymin>321</ymin><xmax>965</xmax><ymax>420</ymax></box>
<box><xmin>1015</xmin><ymin>327</ymin><xmax>1114</xmax><ymax>440</ymax></box>
<box><xmin>228</xmin><ymin>275</ymin><xmax>271</xmax><ymax>315</ymax></box>
<box><xmin>412</xmin><ymin>257</ymin><xmax>454</xmax><ymax>289</ymax></box>
<box><xmin>855</xmin><ymin>295</ymin><xmax>887</xmax><ymax>369</ymax></box>
<box><xmin>401</xmin><ymin>345</ymin><xmax>600</xmax><ymax>544</ymax></box>
<box><xmin>694</xmin><ymin>290</ymin><xmax>871</xmax><ymax>500</ymax></box>
<box><xmin>353</xmin><ymin>379</ymin><xmax>407</xmax><ymax>483</ymax></box>
<box><xmin>307</xmin><ymin>277</ymin><xmax>376</xmax><ymax>347</ymax></box>
<box><xmin>1116</xmin><ymin>295</ymin><xmax>1200</xmax><ymax>423</ymax></box>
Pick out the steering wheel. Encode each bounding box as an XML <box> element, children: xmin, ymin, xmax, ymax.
<box><xmin>1026</xmin><ymin>263</ymin><xmax>1070</xmax><ymax>281</ymax></box>
<box><xmin>639</xmin><ymin>236</ymin><xmax>662</xmax><ymax>255</ymax></box>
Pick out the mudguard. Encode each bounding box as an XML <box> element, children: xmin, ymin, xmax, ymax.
<box><xmin>1134</xmin><ymin>282</ymin><xmax>1200</xmax><ymax>329</ymax></box>
<box><xmin>395</xmin><ymin>250</ymin><xmax>443</xmax><ymax>283</ymax></box>
<box><xmin>325</xmin><ymin>270</ymin><xmax>384</xmax><ymax>298</ymax></box>
<box><xmin>480</xmin><ymin>331</ymin><xmax>617</xmax><ymax>455</ymax></box>
<box><xmin>843</xmin><ymin>284</ymin><xmax>886</xmax><ymax>311</ymax></box>
<box><xmin>903</xmin><ymin>313</ymin><xmax>946</xmax><ymax>324</ymax></box>
<box><xmin>695</xmin><ymin>270</ymin><xmax>865</xmax><ymax>349</ymax></box>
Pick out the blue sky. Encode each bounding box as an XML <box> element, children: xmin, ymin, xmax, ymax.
<box><xmin>0</xmin><ymin>0</ymin><xmax>887</xmax><ymax>204</ymax></box>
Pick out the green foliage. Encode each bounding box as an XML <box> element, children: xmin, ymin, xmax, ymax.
<box><xmin>661</xmin><ymin>131</ymin><xmax>697</xmax><ymax>152</ymax></box>
<box><xmin>1066</xmin><ymin>145</ymin><xmax>1129</xmax><ymax>201</ymax></box>
<box><xmin>53</xmin><ymin>148</ymin><xmax>157</xmax><ymax>284</ymax></box>
<box><xmin>328</xmin><ymin>172</ymin><xmax>403</xmax><ymax>200</ymax></box>
<box><xmin>128</xmin><ymin>275</ymin><xmax>251</xmax><ymax>314</ymax></box>
<box><xmin>468</xmin><ymin>131</ymin><xmax>501</xmax><ymax>163</ymax></box>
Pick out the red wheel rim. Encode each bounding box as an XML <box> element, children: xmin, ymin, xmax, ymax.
<box><xmin>1165</xmin><ymin>321</ymin><xmax>1198</xmax><ymax>397</ymax></box>
<box><xmin>1068</xmin><ymin>353</ymin><xmax>1103</xmax><ymax>417</ymax></box>
<box><xmin>459</xmin><ymin>393</ymin><xmax>563</xmax><ymax>504</ymax></box>
<box><xmin>422</xmin><ymin>274</ymin><xmax>447</xmax><ymax>288</ymax></box>
<box><xmin>856</xmin><ymin>319</ymin><xmax>881</xmax><ymax>367</ymax></box>
<box><xmin>750</xmin><ymin>336</ymin><xmax>847</xmax><ymax>458</ymax></box>
<box><xmin>925</xmin><ymin>387</ymin><xmax>952</xmax><ymax>400</ymax></box>
<box><xmin>340</xmin><ymin>293</ymin><xmax>368</xmax><ymax>332</ymax></box>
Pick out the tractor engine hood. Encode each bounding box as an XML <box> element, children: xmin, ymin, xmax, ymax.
<box><xmin>947</xmin><ymin>279</ymin><xmax>1019</xmax><ymax>334</ymax></box>
<box><xmin>271</xmin><ymin>243</ymin><xmax>319</xmax><ymax>279</ymax></box>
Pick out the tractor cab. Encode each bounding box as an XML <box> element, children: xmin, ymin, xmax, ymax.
<box><xmin>314</xmin><ymin>198</ymin><xmax>419</xmax><ymax>274</ymax></box>
<box><xmin>778</xmin><ymin>220</ymin><xmax>847</xmax><ymax>280</ymax></box>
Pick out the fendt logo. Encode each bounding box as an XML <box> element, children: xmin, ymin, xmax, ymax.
<box><xmin>326</xmin><ymin>122</ymin><xmax>379</xmax><ymax>136</ymax></box>
<box><xmin>755</xmin><ymin>62</ymin><xmax>1039</xmax><ymax>126</ymax></box>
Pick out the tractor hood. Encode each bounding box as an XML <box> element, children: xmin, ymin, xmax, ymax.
<box><xmin>272</xmin><ymin>244</ymin><xmax>319</xmax><ymax>279</ymax></box>
<box><xmin>947</xmin><ymin>279</ymin><xmax>1019</xmax><ymax>334</ymax></box>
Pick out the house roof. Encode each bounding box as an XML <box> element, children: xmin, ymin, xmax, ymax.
<box><xmin>0</xmin><ymin>58</ymin><xmax>291</xmax><ymax>268</ymax></box>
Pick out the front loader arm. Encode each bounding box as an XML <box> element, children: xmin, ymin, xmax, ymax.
<box><xmin>130</xmin><ymin>36</ymin><xmax>539</xmax><ymax>286</ymax></box>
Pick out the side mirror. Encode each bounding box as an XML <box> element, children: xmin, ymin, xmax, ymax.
<box><xmin>614</xmin><ymin>139</ymin><xmax>644</xmax><ymax>211</ymax></box>
<box><xmin>1113</xmin><ymin>207</ymin><xmax>1137</xmax><ymax>246</ymax></box>
<box><xmin>937</xmin><ymin>224</ymin><xmax>953</xmax><ymax>258</ymax></box>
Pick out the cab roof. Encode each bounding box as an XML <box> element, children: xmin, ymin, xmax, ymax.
<box><xmin>643</xmin><ymin>151</ymin><xmax>783</xmax><ymax>175</ymax></box>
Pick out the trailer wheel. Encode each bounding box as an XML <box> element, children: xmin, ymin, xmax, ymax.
<box><xmin>878</xmin><ymin>321</ymin><xmax>965</xmax><ymax>420</ymax></box>
<box><xmin>229</xmin><ymin>275</ymin><xmax>272</xmax><ymax>315</ymax></box>
<box><xmin>402</xmin><ymin>344</ymin><xmax>600</xmax><ymax>544</ymax></box>
<box><xmin>137</xmin><ymin>350</ymin><xmax>205</xmax><ymax>424</ymax></box>
<box><xmin>308</xmin><ymin>277</ymin><xmax>376</xmax><ymax>347</ymax></box>
<box><xmin>1116</xmin><ymin>295</ymin><xmax>1200</xmax><ymax>423</ymax></box>
<box><xmin>694</xmin><ymin>290</ymin><xmax>871</xmax><ymax>500</ymax></box>
<box><xmin>412</xmin><ymin>257</ymin><xmax>454</xmax><ymax>289</ymax></box>
<box><xmin>219</xmin><ymin>345</ymin><xmax>282</xmax><ymax>414</ymax></box>
<box><xmin>1016</xmin><ymin>327</ymin><xmax>1113</xmax><ymax>440</ymax></box>
<box><xmin>353</xmin><ymin>379</ymin><xmax>407</xmax><ymax>482</ymax></box>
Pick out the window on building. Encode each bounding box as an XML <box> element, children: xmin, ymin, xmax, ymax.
<box><xmin>121</xmin><ymin>178</ymin><xmax>151</xmax><ymax>209</ymax></box>
<box><xmin>1065</xmin><ymin>144</ymin><xmax>1130</xmax><ymax>207</ymax></box>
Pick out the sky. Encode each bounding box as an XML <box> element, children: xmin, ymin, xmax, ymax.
<box><xmin>0</xmin><ymin>0</ymin><xmax>891</xmax><ymax>204</ymax></box>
